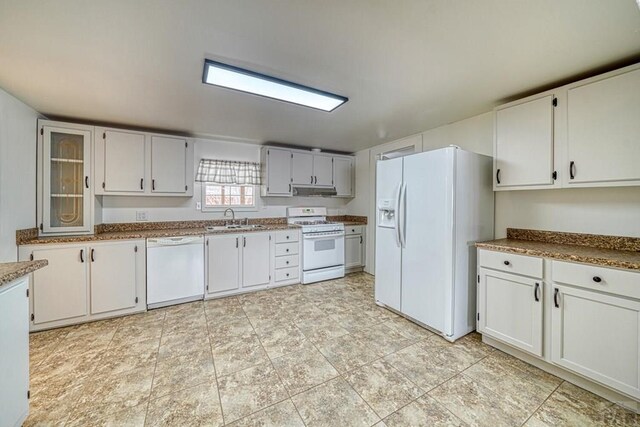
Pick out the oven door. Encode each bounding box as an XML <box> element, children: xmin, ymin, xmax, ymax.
<box><xmin>302</xmin><ymin>231</ymin><xmax>345</xmax><ymax>271</ymax></box>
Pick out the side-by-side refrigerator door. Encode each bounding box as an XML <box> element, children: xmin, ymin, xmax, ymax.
<box><xmin>374</xmin><ymin>156</ymin><xmax>403</xmax><ymax>311</ymax></box>
<box><xmin>401</xmin><ymin>148</ymin><xmax>455</xmax><ymax>336</ymax></box>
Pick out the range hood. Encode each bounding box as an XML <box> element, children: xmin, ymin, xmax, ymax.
<box><xmin>292</xmin><ymin>186</ymin><xmax>337</xmax><ymax>197</ymax></box>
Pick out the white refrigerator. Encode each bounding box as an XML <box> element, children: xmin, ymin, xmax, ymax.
<box><xmin>375</xmin><ymin>146</ymin><xmax>494</xmax><ymax>341</ymax></box>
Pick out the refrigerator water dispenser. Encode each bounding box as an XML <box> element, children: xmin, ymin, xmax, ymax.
<box><xmin>377</xmin><ymin>199</ymin><xmax>396</xmax><ymax>228</ymax></box>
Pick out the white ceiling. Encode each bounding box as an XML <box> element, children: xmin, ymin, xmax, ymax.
<box><xmin>1</xmin><ymin>1</ymin><xmax>639</xmax><ymax>152</ymax></box>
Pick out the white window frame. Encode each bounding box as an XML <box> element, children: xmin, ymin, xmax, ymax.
<box><xmin>200</xmin><ymin>183</ymin><xmax>259</xmax><ymax>212</ymax></box>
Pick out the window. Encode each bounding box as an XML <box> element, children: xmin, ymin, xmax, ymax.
<box><xmin>202</xmin><ymin>184</ymin><xmax>255</xmax><ymax>210</ymax></box>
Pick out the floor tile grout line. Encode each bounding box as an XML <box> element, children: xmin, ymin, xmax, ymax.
<box><xmin>204</xmin><ymin>302</ymin><xmax>229</xmax><ymax>425</ymax></box>
<box><xmin>142</xmin><ymin>310</ymin><xmax>166</xmax><ymax>426</ymax></box>
<box><xmin>519</xmin><ymin>380</ymin><xmax>565</xmax><ymax>427</ymax></box>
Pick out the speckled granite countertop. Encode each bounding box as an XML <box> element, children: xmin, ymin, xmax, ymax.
<box><xmin>477</xmin><ymin>228</ymin><xmax>640</xmax><ymax>271</ymax></box>
<box><xmin>0</xmin><ymin>260</ymin><xmax>48</xmax><ymax>287</ymax></box>
<box><xmin>18</xmin><ymin>215</ymin><xmax>368</xmax><ymax>246</ymax></box>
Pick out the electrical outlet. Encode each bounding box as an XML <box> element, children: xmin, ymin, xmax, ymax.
<box><xmin>196</xmin><ymin>201</ymin><xmax>201</xmax><ymax>210</ymax></box>
<box><xmin>136</xmin><ymin>211</ymin><xmax>148</xmax><ymax>221</ymax></box>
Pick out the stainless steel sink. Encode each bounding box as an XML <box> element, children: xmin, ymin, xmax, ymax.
<box><xmin>205</xmin><ymin>224</ymin><xmax>265</xmax><ymax>232</ymax></box>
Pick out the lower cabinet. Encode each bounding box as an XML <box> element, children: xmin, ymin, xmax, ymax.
<box><xmin>478</xmin><ymin>268</ymin><xmax>543</xmax><ymax>357</ymax></box>
<box><xmin>206</xmin><ymin>231</ymin><xmax>272</xmax><ymax>297</ymax></box>
<box><xmin>20</xmin><ymin>240</ymin><xmax>146</xmax><ymax>331</ymax></box>
<box><xmin>0</xmin><ymin>277</ymin><xmax>30</xmax><ymax>427</ymax></box>
<box><xmin>345</xmin><ymin>226</ymin><xmax>365</xmax><ymax>271</ymax></box>
<box><xmin>551</xmin><ymin>284</ymin><xmax>640</xmax><ymax>400</ymax></box>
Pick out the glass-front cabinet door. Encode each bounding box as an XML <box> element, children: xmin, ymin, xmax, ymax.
<box><xmin>41</xmin><ymin>125</ymin><xmax>92</xmax><ymax>234</ymax></box>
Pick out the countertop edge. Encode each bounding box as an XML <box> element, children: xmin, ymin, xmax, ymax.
<box><xmin>0</xmin><ymin>260</ymin><xmax>49</xmax><ymax>288</ymax></box>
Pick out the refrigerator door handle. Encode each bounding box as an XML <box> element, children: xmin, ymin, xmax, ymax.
<box><xmin>394</xmin><ymin>183</ymin><xmax>402</xmax><ymax>247</ymax></box>
<box><xmin>399</xmin><ymin>182</ymin><xmax>407</xmax><ymax>248</ymax></box>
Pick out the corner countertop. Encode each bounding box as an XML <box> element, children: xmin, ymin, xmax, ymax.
<box><xmin>0</xmin><ymin>260</ymin><xmax>48</xmax><ymax>287</ymax></box>
<box><xmin>476</xmin><ymin>229</ymin><xmax>640</xmax><ymax>271</ymax></box>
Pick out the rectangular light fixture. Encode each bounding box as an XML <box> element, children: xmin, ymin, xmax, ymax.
<box><xmin>202</xmin><ymin>59</ymin><xmax>348</xmax><ymax>112</ymax></box>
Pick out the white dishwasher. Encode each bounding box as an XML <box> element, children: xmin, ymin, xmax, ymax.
<box><xmin>147</xmin><ymin>235</ymin><xmax>205</xmax><ymax>309</ymax></box>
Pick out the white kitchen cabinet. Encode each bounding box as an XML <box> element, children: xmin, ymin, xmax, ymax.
<box><xmin>38</xmin><ymin>120</ymin><xmax>93</xmax><ymax>235</ymax></box>
<box><xmin>241</xmin><ymin>233</ymin><xmax>271</xmax><ymax>288</ymax></box>
<box><xmin>292</xmin><ymin>152</ymin><xmax>313</xmax><ymax>185</ymax></box>
<box><xmin>206</xmin><ymin>234</ymin><xmax>241</xmax><ymax>294</ymax></box>
<box><xmin>565</xmin><ymin>67</ymin><xmax>640</xmax><ymax>187</ymax></box>
<box><xmin>29</xmin><ymin>245</ymin><xmax>88</xmax><ymax>326</ymax></box>
<box><xmin>333</xmin><ymin>156</ymin><xmax>354</xmax><ymax>197</ymax></box>
<box><xmin>151</xmin><ymin>136</ymin><xmax>189</xmax><ymax>194</ymax></box>
<box><xmin>20</xmin><ymin>240</ymin><xmax>145</xmax><ymax>331</ymax></box>
<box><xmin>345</xmin><ymin>235</ymin><xmax>363</xmax><ymax>269</ymax></box>
<box><xmin>0</xmin><ymin>277</ymin><xmax>30</xmax><ymax>427</ymax></box>
<box><xmin>313</xmin><ymin>155</ymin><xmax>333</xmax><ymax>187</ymax></box>
<box><xmin>262</xmin><ymin>147</ymin><xmax>292</xmax><ymax>196</ymax></box>
<box><xmin>551</xmin><ymin>284</ymin><xmax>640</xmax><ymax>399</ymax></box>
<box><xmin>99</xmin><ymin>129</ymin><xmax>146</xmax><ymax>193</ymax></box>
<box><xmin>478</xmin><ymin>268</ymin><xmax>543</xmax><ymax>357</ymax></box>
<box><xmin>494</xmin><ymin>94</ymin><xmax>556</xmax><ymax>189</ymax></box>
<box><xmin>273</xmin><ymin>230</ymin><xmax>301</xmax><ymax>286</ymax></box>
<box><xmin>90</xmin><ymin>241</ymin><xmax>141</xmax><ymax>315</ymax></box>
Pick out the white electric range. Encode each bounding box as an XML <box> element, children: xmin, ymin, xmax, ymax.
<box><xmin>287</xmin><ymin>207</ymin><xmax>345</xmax><ymax>284</ymax></box>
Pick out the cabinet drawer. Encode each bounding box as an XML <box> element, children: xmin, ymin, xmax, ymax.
<box><xmin>275</xmin><ymin>255</ymin><xmax>299</xmax><ymax>269</ymax></box>
<box><xmin>275</xmin><ymin>230</ymin><xmax>299</xmax><ymax>243</ymax></box>
<box><xmin>345</xmin><ymin>226</ymin><xmax>363</xmax><ymax>236</ymax></box>
<box><xmin>275</xmin><ymin>266</ymin><xmax>299</xmax><ymax>282</ymax></box>
<box><xmin>478</xmin><ymin>249</ymin><xmax>543</xmax><ymax>278</ymax></box>
<box><xmin>275</xmin><ymin>242</ymin><xmax>299</xmax><ymax>257</ymax></box>
<box><xmin>552</xmin><ymin>261</ymin><xmax>640</xmax><ymax>300</ymax></box>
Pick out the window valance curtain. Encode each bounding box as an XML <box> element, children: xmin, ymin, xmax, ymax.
<box><xmin>195</xmin><ymin>159</ymin><xmax>262</xmax><ymax>185</ymax></box>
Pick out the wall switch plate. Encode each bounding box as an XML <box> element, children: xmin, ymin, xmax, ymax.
<box><xmin>196</xmin><ymin>201</ymin><xmax>201</xmax><ymax>210</ymax></box>
<box><xmin>136</xmin><ymin>211</ymin><xmax>148</xmax><ymax>221</ymax></box>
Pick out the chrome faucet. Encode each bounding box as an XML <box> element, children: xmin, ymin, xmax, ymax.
<box><xmin>223</xmin><ymin>208</ymin><xmax>235</xmax><ymax>224</ymax></box>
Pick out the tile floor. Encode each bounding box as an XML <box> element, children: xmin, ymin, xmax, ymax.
<box><xmin>26</xmin><ymin>272</ymin><xmax>639</xmax><ymax>426</ymax></box>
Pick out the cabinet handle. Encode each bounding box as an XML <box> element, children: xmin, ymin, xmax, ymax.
<box><xmin>569</xmin><ymin>161</ymin><xmax>576</xmax><ymax>180</ymax></box>
<box><xmin>289</xmin><ymin>184</ymin><xmax>291</xmax><ymax>192</ymax></box>
<box><xmin>80</xmin><ymin>249</ymin><xmax>84</xmax><ymax>263</ymax></box>
<box><xmin>140</xmin><ymin>178</ymin><xmax>144</xmax><ymax>190</ymax></box>
<box><xmin>553</xmin><ymin>288</ymin><xmax>560</xmax><ymax>308</ymax></box>
<box><xmin>592</xmin><ymin>276</ymin><xmax>602</xmax><ymax>283</ymax></box>
<box><xmin>236</xmin><ymin>237</ymin><xmax>238</xmax><ymax>248</ymax></box>
<box><xmin>85</xmin><ymin>176</ymin><xmax>89</xmax><ymax>189</ymax></box>
<box><xmin>152</xmin><ymin>179</ymin><xmax>156</xmax><ymax>190</ymax></box>
<box><xmin>310</xmin><ymin>176</ymin><xmax>313</xmax><ymax>184</ymax></box>
<box><xmin>315</xmin><ymin>176</ymin><xmax>317</xmax><ymax>184</ymax></box>
<box><xmin>503</xmin><ymin>260</ymin><xmax>510</xmax><ymax>266</ymax></box>
<box><xmin>534</xmin><ymin>282</ymin><xmax>540</xmax><ymax>302</ymax></box>
<box><xmin>90</xmin><ymin>248</ymin><xmax>95</xmax><ymax>262</ymax></box>
<box><xmin>496</xmin><ymin>169</ymin><xmax>501</xmax><ymax>184</ymax></box>
<box><xmin>243</xmin><ymin>237</ymin><xmax>246</xmax><ymax>247</ymax></box>
<box><xmin>360</xmin><ymin>236</ymin><xmax>363</xmax><ymax>244</ymax></box>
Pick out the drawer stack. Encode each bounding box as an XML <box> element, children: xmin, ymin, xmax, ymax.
<box><xmin>274</xmin><ymin>230</ymin><xmax>301</xmax><ymax>284</ymax></box>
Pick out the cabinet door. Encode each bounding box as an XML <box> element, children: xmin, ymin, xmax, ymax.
<box><xmin>478</xmin><ymin>268</ymin><xmax>543</xmax><ymax>357</ymax></box>
<box><xmin>31</xmin><ymin>246</ymin><xmax>88</xmax><ymax>324</ymax></box>
<box><xmin>242</xmin><ymin>233</ymin><xmax>271</xmax><ymax>288</ymax></box>
<box><xmin>313</xmin><ymin>155</ymin><xmax>333</xmax><ymax>187</ymax></box>
<box><xmin>103</xmin><ymin>130</ymin><xmax>146</xmax><ymax>192</ymax></box>
<box><xmin>333</xmin><ymin>157</ymin><xmax>353</xmax><ymax>196</ymax></box>
<box><xmin>0</xmin><ymin>278</ymin><xmax>29</xmax><ymax>427</ymax></box>
<box><xmin>292</xmin><ymin>152</ymin><xmax>313</xmax><ymax>185</ymax></box>
<box><xmin>42</xmin><ymin>125</ymin><xmax>92</xmax><ymax>234</ymax></box>
<box><xmin>151</xmin><ymin>136</ymin><xmax>187</xmax><ymax>193</ymax></box>
<box><xmin>566</xmin><ymin>67</ymin><xmax>640</xmax><ymax>185</ymax></box>
<box><xmin>265</xmin><ymin>148</ymin><xmax>292</xmax><ymax>195</ymax></box>
<box><xmin>90</xmin><ymin>241</ymin><xmax>138</xmax><ymax>315</ymax></box>
<box><xmin>345</xmin><ymin>235</ymin><xmax>363</xmax><ymax>268</ymax></box>
<box><xmin>207</xmin><ymin>235</ymin><xmax>240</xmax><ymax>294</ymax></box>
<box><xmin>495</xmin><ymin>95</ymin><xmax>555</xmax><ymax>188</ymax></box>
<box><xmin>551</xmin><ymin>284</ymin><xmax>640</xmax><ymax>399</ymax></box>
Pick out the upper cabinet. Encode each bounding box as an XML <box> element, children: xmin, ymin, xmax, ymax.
<box><xmin>95</xmin><ymin>126</ymin><xmax>194</xmax><ymax>197</ymax></box>
<box><xmin>565</xmin><ymin>67</ymin><xmax>640</xmax><ymax>187</ymax></box>
<box><xmin>261</xmin><ymin>146</ymin><xmax>355</xmax><ymax>197</ymax></box>
<box><xmin>38</xmin><ymin>120</ymin><xmax>93</xmax><ymax>235</ymax></box>
<box><xmin>494</xmin><ymin>63</ymin><xmax>640</xmax><ymax>190</ymax></box>
<box><xmin>495</xmin><ymin>94</ymin><xmax>556</xmax><ymax>189</ymax></box>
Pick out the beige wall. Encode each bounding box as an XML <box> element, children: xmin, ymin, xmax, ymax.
<box><xmin>0</xmin><ymin>89</ymin><xmax>38</xmax><ymax>262</ymax></box>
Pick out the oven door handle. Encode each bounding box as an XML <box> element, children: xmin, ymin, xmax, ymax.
<box><xmin>303</xmin><ymin>233</ymin><xmax>344</xmax><ymax>239</ymax></box>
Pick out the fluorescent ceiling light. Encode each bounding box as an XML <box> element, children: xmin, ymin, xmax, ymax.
<box><xmin>202</xmin><ymin>59</ymin><xmax>348</xmax><ymax>112</ymax></box>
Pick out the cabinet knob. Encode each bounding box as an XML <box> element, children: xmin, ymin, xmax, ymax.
<box><xmin>286</xmin><ymin>273</ymin><xmax>290</xmax><ymax>277</ymax></box>
<box><xmin>286</xmin><ymin>261</ymin><xmax>289</xmax><ymax>264</ymax></box>
<box><xmin>286</xmin><ymin>248</ymin><xmax>289</xmax><ymax>252</ymax></box>
<box><xmin>592</xmin><ymin>276</ymin><xmax>602</xmax><ymax>283</ymax></box>
<box><xmin>286</xmin><ymin>236</ymin><xmax>290</xmax><ymax>239</ymax></box>
<box><xmin>503</xmin><ymin>260</ymin><xmax>510</xmax><ymax>266</ymax></box>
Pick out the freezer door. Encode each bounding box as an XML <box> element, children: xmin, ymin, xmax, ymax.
<box><xmin>374</xmin><ymin>156</ymin><xmax>403</xmax><ymax>311</ymax></box>
<box><xmin>401</xmin><ymin>148</ymin><xmax>455</xmax><ymax>336</ymax></box>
